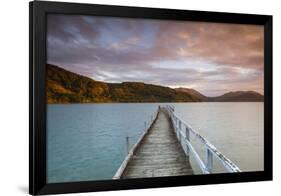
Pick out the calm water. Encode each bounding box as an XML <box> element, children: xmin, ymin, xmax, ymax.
<box><xmin>47</xmin><ymin>103</ymin><xmax>263</xmax><ymax>183</ymax></box>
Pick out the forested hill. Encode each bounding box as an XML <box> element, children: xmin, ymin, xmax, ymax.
<box><xmin>47</xmin><ymin>64</ymin><xmax>201</xmax><ymax>103</ymax></box>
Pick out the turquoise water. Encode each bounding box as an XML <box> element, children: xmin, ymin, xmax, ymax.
<box><xmin>47</xmin><ymin>103</ymin><xmax>263</xmax><ymax>183</ymax></box>
<box><xmin>47</xmin><ymin>103</ymin><xmax>158</xmax><ymax>183</ymax></box>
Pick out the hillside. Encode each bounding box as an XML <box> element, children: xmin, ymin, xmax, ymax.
<box><xmin>175</xmin><ymin>88</ymin><xmax>208</xmax><ymax>101</ymax></box>
<box><xmin>47</xmin><ymin>64</ymin><xmax>201</xmax><ymax>103</ymax></box>
<box><xmin>47</xmin><ymin>64</ymin><xmax>264</xmax><ymax>103</ymax></box>
<box><xmin>208</xmin><ymin>91</ymin><xmax>264</xmax><ymax>102</ymax></box>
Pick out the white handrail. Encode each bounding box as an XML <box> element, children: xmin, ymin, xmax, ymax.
<box><xmin>163</xmin><ymin>105</ymin><xmax>241</xmax><ymax>173</ymax></box>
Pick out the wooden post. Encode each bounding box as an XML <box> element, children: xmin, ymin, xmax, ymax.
<box><xmin>126</xmin><ymin>136</ymin><xmax>129</xmax><ymax>154</ymax></box>
<box><xmin>185</xmin><ymin>127</ymin><xmax>190</xmax><ymax>155</ymax></box>
<box><xmin>205</xmin><ymin>147</ymin><xmax>213</xmax><ymax>173</ymax></box>
<box><xmin>178</xmin><ymin>128</ymin><xmax>181</xmax><ymax>144</ymax></box>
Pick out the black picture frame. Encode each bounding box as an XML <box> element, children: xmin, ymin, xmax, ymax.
<box><xmin>29</xmin><ymin>1</ymin><xmax>273</xmax><ymax>195</ymax></box>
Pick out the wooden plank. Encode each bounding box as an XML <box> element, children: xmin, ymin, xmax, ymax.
<box><xmin>121</xmin><ymin>108</ymin><xmax>193</xmax><ymax>179</ymax></box>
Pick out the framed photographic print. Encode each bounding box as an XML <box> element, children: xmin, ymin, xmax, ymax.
<box><xmin>29</xmin><ymin>1</ymin><xmax>272</xmax><ymax>195</ymax></box>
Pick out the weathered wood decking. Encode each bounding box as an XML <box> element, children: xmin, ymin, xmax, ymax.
<box><xmin>120</xmin><ymin>108</ymin><xmax>193</xmax><ymax>179</ymax></box>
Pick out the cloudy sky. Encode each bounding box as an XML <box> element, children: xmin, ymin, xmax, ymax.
<box><xmin>47</xmin><ymin>14</ymin><xmax>264</xmax><ymax>96</ymax></box>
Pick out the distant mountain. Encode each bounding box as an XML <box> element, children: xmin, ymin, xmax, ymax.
<box><xmin>47</xmin><ymin>64</ymin><xmax>264</xmax><ymax>103</ymax></box>
<box><xmin>176</xmin><ymin>87</ymin><xmax>264</xmax><ymax>102</ymax></box>
<box><xmin>47</xmin><ymin>64</ymin><xmax>201</xmax><ymax>103</ymax></box>
<box><xmin>208</xmin><ymin>91</ymin><xmax>264</xmax><ymax>102</ymax></box>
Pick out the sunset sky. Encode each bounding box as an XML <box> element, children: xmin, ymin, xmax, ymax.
<box><xmin>47</xmin><ymin>15</ymin><xmax>264</xmax><ymax>96</ymax></box>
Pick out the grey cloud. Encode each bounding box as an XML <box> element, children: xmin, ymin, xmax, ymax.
<box><xmin>47</xmin><ymin>15</ymin><xmax>264</xmax><ymax>96</ymax></box>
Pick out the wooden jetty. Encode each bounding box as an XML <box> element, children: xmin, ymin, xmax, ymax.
<box><xmin>113</xmin><ymin>105</ymin><xmax>241</xmax><ymax>179</ymax></box>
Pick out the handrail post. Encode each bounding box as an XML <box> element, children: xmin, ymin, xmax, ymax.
<box><xmin>126</xmin><ymin>136</ymin><xmax>129</xmax><ymax>154</ymax></box>
<box><xmin>178</xmin><ymin>121</ymin><xmax>182</xmax><ymax>140</ymax></box>
<box><xmin>185</xmin><ymin>127</ymin><xmax>190</xmax><ymax>155</ymax></box>
<box><xmin>205</xmin><ymin>147</ymin><xmax>213</xmax><ymax>173</ymax></box>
